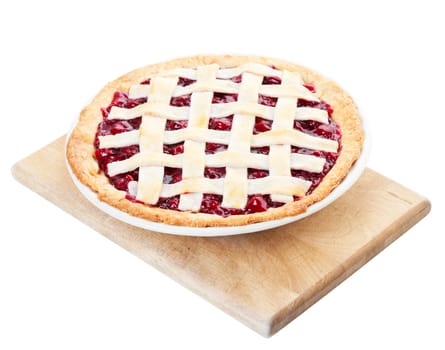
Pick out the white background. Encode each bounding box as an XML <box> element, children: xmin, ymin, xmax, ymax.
<box><xmin>1</xmin><ymin>1</ymin><xmax>443</xmax><ymax>348</ymax></box>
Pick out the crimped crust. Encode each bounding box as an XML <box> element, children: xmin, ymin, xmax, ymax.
<box><xmin>66</xmin><ymin>55</ymin><xmax>363</xmax><ymax>227</ymax></box>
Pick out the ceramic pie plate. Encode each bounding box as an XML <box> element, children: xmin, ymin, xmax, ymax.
<box><xmin>65</xmin><ymin>105</ymin><xmax>370</xmax><ymax>237</ymax></box>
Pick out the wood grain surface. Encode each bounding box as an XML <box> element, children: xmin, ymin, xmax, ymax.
<box><xmin>12</xmin><ymin>136</ymin><xmax>430</xmax><ymax>336</ymax></box>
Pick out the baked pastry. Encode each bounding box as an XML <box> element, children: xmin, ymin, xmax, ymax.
<box><xmin>66</xmin><ymin>55</ymin><xmax>363</xmax><ymax>227</ymax></box>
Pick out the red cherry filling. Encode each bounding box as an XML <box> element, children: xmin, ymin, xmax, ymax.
<box><xmin>164</xmin><ymin>167</ymin><xmax>182</xmax><ymax>184</ymax></box>
<box><xmin>163</xmin><ymin>142</ymin><xmax>184</xmax><ymax>155</ymax></box>
<box><xmin>111</xmin><ymin>172</ymin><xmax>138</xmax><ymax>191</ymax></box>
<box><xmin>95</xmin><ymin>75</ymin><xmax>341</xmax><ymax>216</ymax></box>
<box><xmin>245</xmin><ymin>195</ymin><xmax>268</xmax><ymax>213</ymax></box>
<box><xmin>253</xmin><ymin>117</ymin><xmax>272</xmax><ymax>134</ymax></box>
<box><xmin>263</xmin><ymin>76</ymin><xmax>282</xmax><ymax>85</ymax></box>
<box><xmin>227</xmin><ymin>74</ymin><xmax>242</xmax><ymax>83</ymax></box>
<box><xmin>101</xmin><ymin>91</ymin><xmax>146</xmax><ymax>119</ymax></box>
<box><xmin>258</xmin><ymin>94</ymin><xmax>277</xmax><ymax>107</ymax></box>
<box><xmin>303</xmin><ymin>83</ymin><xmax>316</xmax><ymax>92</ymax></box>
<box><xmin>205</xmin><ymin>142</ymin><xmax>228</xmax><ymax>154</ymax></box>
<box><xmin>204</xmin><ymin>167</ymin><xmax>226</xmax><ymax>179</ymax></box>
<box><xmin>251</xmin><ymin>146</ymin><xmax>270</xmax><ymax>155</ymax></box>
<box><xmin>177</xmin><ymin>77</ymin><xmax>196</xmax><ymax>86</ymax></box>
<box><xmin>165</xmin><ymin>119</ymin><xmax>188</xmax><ymax>130</ymax></box>
<box><xmin>94</xmin><ymin>145</ymin><xmax>140</xmax><ymax>174</ymax></box>
<box><xmin>170</xmin><ymin>94</ymin><xmax>191</xmax><ymax>107</ymax></box>
<box><xmin>157</xmin><ymin>195</ymin><xmax>180</xmax><ymax>210</ymax></box>
<box><xmin>198</xmin><ymin>194</ymin><xmax>282</xmax><ymax>217</ymax></box>
<box><xmin>248</xmin><ymin>169</ymin><xmax>269</xmax><ymax>178</ymax></box>
<box><xmin>208</xmin><ymin>116</ymin><xmax>233</xmax><ymax>130</ymax></box>
<box><xmin>298</xmin><ymin>98</ymin><xmax>333</xmax><ymax>116</ymax></box>
<box><xmin>213</xmin><ymin>92</ymin><xmax>238</xmax><ymax>104</ymax></box>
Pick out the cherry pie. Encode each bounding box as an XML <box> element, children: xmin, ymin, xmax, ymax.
<box><xmin>66</xmin><ymin>55</ymin><xmax>363</xmax><ymax>227</ymax></box>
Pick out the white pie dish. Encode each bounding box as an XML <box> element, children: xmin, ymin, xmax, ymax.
<box><xmin>65</xmin><ymin>109</ymin><xmax>370</xmax><ymax>237</ymax></box>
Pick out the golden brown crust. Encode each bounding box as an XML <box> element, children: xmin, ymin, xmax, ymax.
<box><xmin>66</xmin><ymin>55</ymin><xmax>363</xmax><ymax>227</ymax></box>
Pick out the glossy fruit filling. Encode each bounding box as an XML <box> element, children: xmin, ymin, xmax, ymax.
<box><xmin>94</xmin><ymin>75</ymin><xmax>341</xmax><ymax>216</ymax></box>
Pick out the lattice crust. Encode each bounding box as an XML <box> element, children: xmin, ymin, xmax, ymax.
<box><xmin>97</xmin><ymin>63</ymin><xmax>339</xmax><ymax>211</ymax></box>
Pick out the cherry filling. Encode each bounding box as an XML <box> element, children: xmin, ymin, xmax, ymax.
<box><xmin>95</xmin><ymin>77</ymin><xmax>341</xmax><ymax>216</ymax></box>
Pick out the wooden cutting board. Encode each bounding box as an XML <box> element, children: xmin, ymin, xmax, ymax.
<box><xmin>12</xmin><ymin>136</ymin><xmax>430</xmax><ymax>337</ymax></box>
